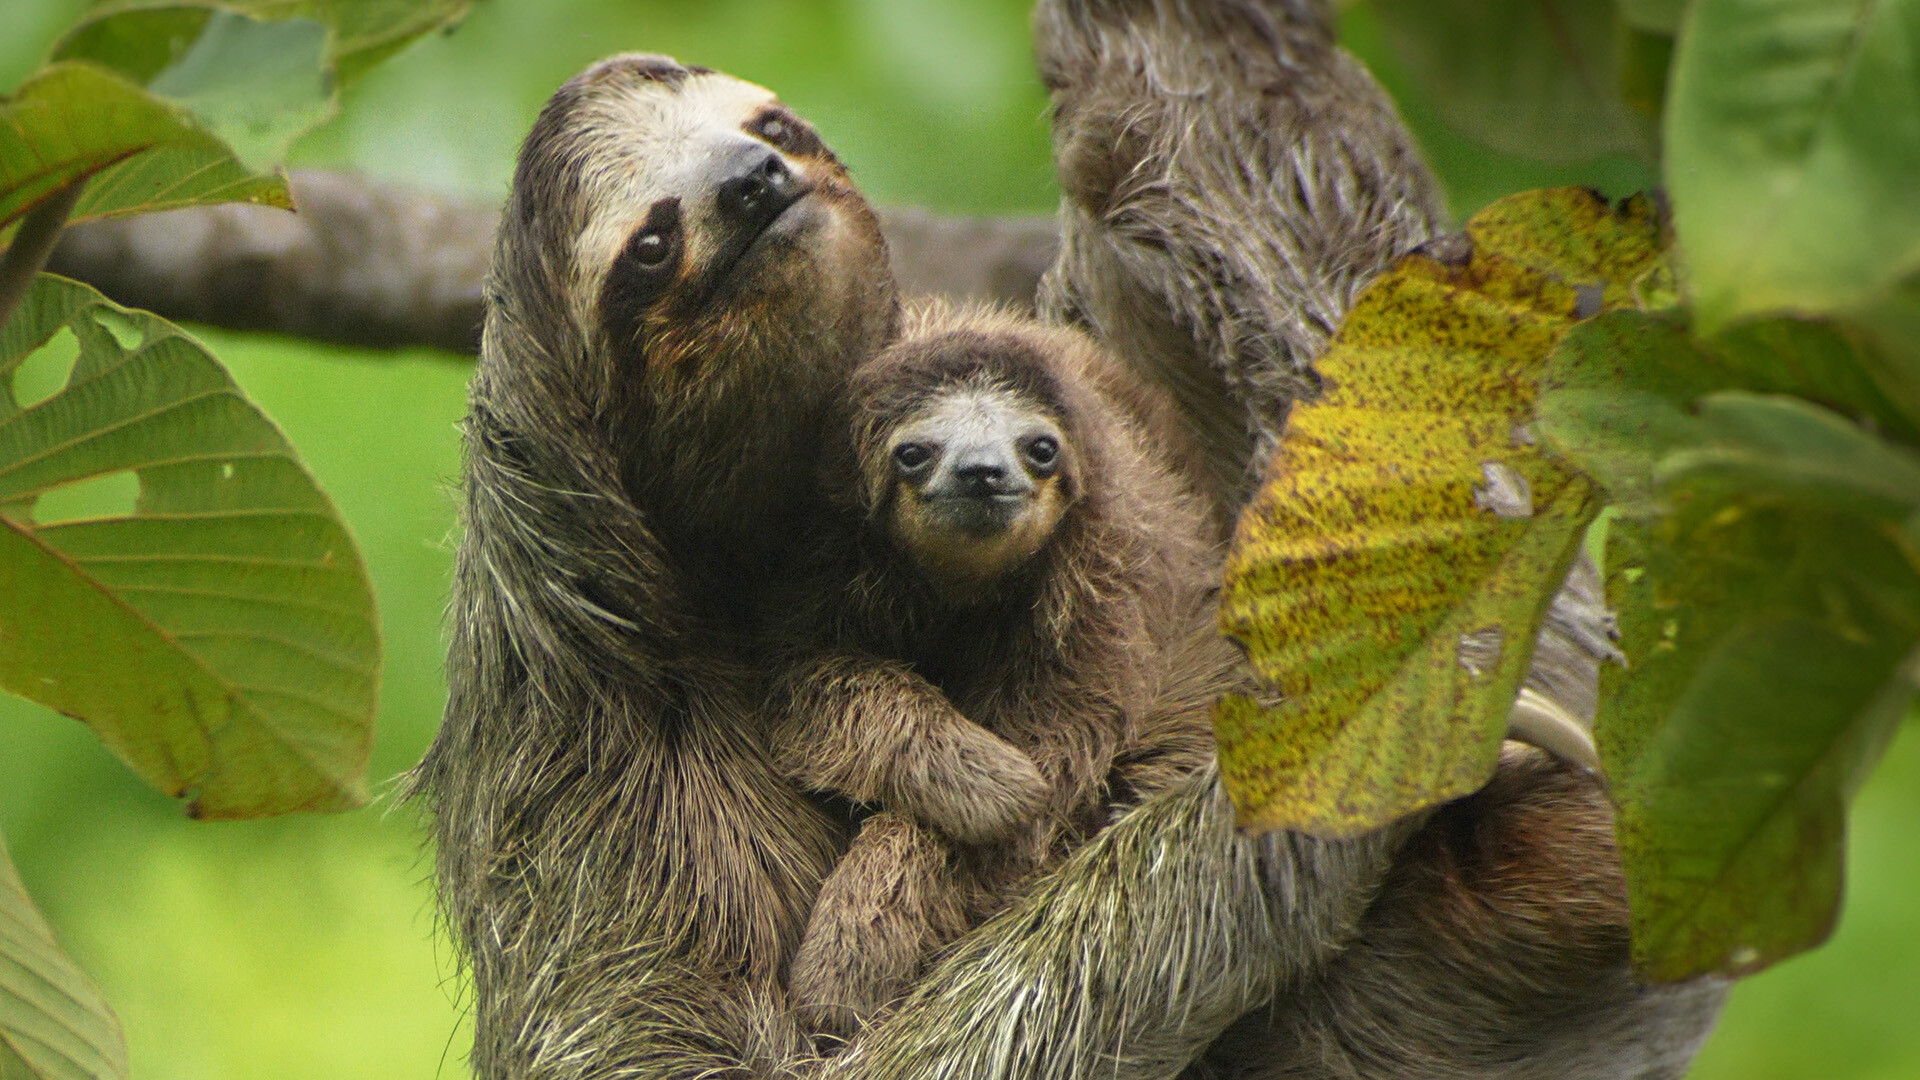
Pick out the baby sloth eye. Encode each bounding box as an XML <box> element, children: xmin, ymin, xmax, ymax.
<box><xmin>758</xmin><ymin>117</ymin><xmax>791</xmax><ymax>145</ymax></box>
<box><xmin>1023</xmin><ymin>435</ymin><xmax>1060</xmax><ymax>473</ymax></box>
<box><xmin>892</xmin><ymin>442</ymin><xmax>935</xmax><ymax>474</ymax></box>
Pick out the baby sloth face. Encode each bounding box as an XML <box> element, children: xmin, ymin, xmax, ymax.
<box><xmin>883</xmin><ymin>382</ymin><xmax>1074</xmax><ymax>588</ymax></box>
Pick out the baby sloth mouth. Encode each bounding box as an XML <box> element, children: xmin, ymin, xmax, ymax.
<box><xmin>928</xmin><ymin>491</ymin><xmax>1032</xmax><ymax>537</ymax></box>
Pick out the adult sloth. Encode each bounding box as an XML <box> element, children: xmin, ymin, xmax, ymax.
<box><xmin>412</xmin><ymin>5</ymin><xmax>1726</xmax><ymax>1079</ymax></box>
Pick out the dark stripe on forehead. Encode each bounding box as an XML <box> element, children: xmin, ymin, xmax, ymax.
<box><xmin>857</xmin><ymin>329</ymin><xmax>1075</xmax><ymax>423</ymax></box>
<box><xmin>570</xmin><ymin>52</ymin><xmax>698</xmax><ymax>92</ymax></box>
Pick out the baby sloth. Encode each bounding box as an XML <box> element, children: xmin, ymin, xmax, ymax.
<box><xmin>764</xmin><ymin>304</ymin><xmax>1226</xmax><ymax>1041</ymax></box>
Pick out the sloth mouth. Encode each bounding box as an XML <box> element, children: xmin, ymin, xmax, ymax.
<box><xmin>928</xmin><ymin>493</ymin><xmax>1028</xmax><ymax>536</ymax></box>
<box><xmin>709</xmin><ymin>181</ymin><xmax>814</xmax><ymax>289</ymax></box>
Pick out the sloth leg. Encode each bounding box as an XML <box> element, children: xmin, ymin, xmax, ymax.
<box><xmin>789</xmin><ymin>811</ymin><xmax>971</xmax><ymax>1047</ymax></box>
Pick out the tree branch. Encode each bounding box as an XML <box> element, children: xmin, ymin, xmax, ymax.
<box><xmin>0</xmin><ymin>181</ymin><xmax>87</xmax><ymax>332</ymax></box>
<box><xmin>45</xmin><ymin>171</ymin><xmax>1060</xmax><ymax>355</ymax></box>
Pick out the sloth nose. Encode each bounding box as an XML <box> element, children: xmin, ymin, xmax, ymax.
<box><xmin>950</xmin><ymin>450</ymin><xmax>1022</xmax><ymax>497</ymax></box>
<box><xmin>717</xmin><ymin>150</ymin><xmax>806</xmax><ymax>233</ymax></box>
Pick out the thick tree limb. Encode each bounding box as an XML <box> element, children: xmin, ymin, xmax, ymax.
<box><xmin>45</xmin><ymin>170</ymin><xmax>1059</xmax><ymax>354</ymax></box>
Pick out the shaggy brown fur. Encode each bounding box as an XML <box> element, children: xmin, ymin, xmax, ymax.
<box><xmin>413</xmin><ymin>4</ymin><xmax>1727</xmax><ymax>1078</ymax></box>
<box><xmin>413</xmin><ymin>50</ymin><xmax>1408</xmax><ymax>1080</ymax></box>
<box><xmin>764</xmin><ymin>305</ymin><xmax>1230</xmax><ymax>1038</ymax></box>
<box><xmin>1033</xmin><ymin>1</ymin><xmax>1727</xmax><ymax>1075</ymax></box>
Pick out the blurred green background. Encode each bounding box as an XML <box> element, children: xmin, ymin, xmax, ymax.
<box><xmin>0</xmin><ymin>2</ymin><xmax>1912</xmax><ymax>1078</ymax></box>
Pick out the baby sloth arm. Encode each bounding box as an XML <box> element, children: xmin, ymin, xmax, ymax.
<box><xmin>767</xmin><ymin>651</ymin><xmax>1050</xmax><ymax>845</ymax></box>
<box><xmin>768</xmin><ymin>652</ymin><xmax>1050</xmax><ymax>1043</ymax></box>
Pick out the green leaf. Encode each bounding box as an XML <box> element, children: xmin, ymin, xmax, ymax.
<box><xmin>1542</xmin><ymin>310</ymin><xmax>1920</xmax><ymax>514</ymax></box>
<box><xmin>0</xmin><ymin>62</ymin><xmax>290</xmax><ymax>232</ymax></box>
<box><xmin>0</xmin><ymin>828</ymin><xmax>127</xmax><ymax>1080</ymax></box>
<box><xmin>0</xmin><ymin>275</ymin><xmax>376</xmax><ymax>818</ymax></box>
<box><xmin>1370</xmin><ymin>0</ymin><xmax>1649</xmax><ymax>164</ymax></box>
<box><xmin>1665</xmin><ymin>0</ymin><xmax>1920</xmax><ymax>330</ymax></box>
<box><xmin>1844</xmin><ymin>273</ymin><xmax>1920</xmax><ymax>433</ymax></box>
<box><xmin>55</xmin><ymin>10</ymin><xmax>334</xmax><ymax>173</ymax></box>
<box><xmin>68</xmin><ymin>0</ymin><xmax>477</xmax><ymax>86</ymax></box>
<box><xmin>1619</xmin><ymin>0</ymin><xmax>1687</xmax><ymax>32</ymax></box>
<box><xmin>1654</xmin><ymin>391</ymin><xmax>1920</xmax><ymax>522</ymax></box>
<box><xmin>1601</xmin><ymin>506</ymin><xmax>1920</xmax><ymax>981</ymax></box>
<box><xmin>1216</xmin><ymin>188</ymin><xmax>1666</xmax><ymax>835</ymax></box>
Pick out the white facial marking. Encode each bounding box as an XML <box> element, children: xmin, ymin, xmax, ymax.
<box><xmin>568</xmin><ymin>72</ymin><xmax>785</xmax><ymax>328</ymax></box>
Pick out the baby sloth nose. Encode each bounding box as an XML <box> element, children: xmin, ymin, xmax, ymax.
<box><xmin>950</xmin><ymin>449</ymin><xmax>1021</xmax><ymax>498</ymax></box>
<box><xmin>717</xmin><ymin>150</ymin><xmax>806</xmax><ymax>233</ymax></box>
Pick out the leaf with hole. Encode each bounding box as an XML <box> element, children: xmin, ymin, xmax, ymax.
<box><xmin>0</xmin><ymin>828</ymin><xmax>127</xmax><ymax>1080</ymax></box>
<box><xmin>0</xmin><ymin>274</ymin><xmax>376</xmax><ymax>818</ymax></box>
<box><xmin>1216</xmin><ymin>188</ymin><xmax>1667</xmax><ymax>836</ymax></box>
<box><xmin>1542</xmin><ymin>302</ymin><xmax>1920</xmax><ymax>979</ymax></box>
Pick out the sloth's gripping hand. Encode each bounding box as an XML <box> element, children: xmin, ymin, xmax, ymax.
<box><xmin>768</xmin><ymin>653</ymin><xmax>1050</xmax><ymax>845</ymax></box>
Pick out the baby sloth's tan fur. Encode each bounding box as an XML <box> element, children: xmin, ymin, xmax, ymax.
<box><xmin>766</xmin><ymin>303</ymin><xmax>1227</xmax><ymax>1039</ymax></box>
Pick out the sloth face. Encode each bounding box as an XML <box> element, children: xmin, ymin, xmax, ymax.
<box><xmin>881</xmin><ymin>382</ymin><xmax>1075</xmax><ymax>590</ymax></box>
<box><xmin>544</xmin><ymin>55</ymin><xmax>888</xmax><ymax>372</ymax></box>
<box><xmin>499</xmin><ymin>54</ymin><xmax>898</xmax><ymax>541</ymax></box>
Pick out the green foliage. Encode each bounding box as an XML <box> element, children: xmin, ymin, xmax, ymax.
<box><xmin>0</xmin><ymin>0</ymin><xmax>466</xmax><ymax>1071</ymax></box>
<box><xmin>54</xmin><ymin>10</ymin><xmax>336</xmax><ymax>172</ymax></box>
<box><xmin>1217</xmin><ymin>189</ymin><xmax>1672</xmax><ymax>834</ymax></box>
<box><xmin>1665</xmin><ymin>0</ymin><xmax>1920</xmax><ymax>331</ymax></box>
<box><xmin>63</xmin><ymin>0</ymin><xmax>476</xmax><ymax>85</ymax></box>
<box><xmin>1369</xmin><ymin>0</ymin><xmax>1651</xmax><ymax>163</ymax></box>
<box><xmin>0</xmin><ymin>830</ymin><xmax>125</xmax><ymax>1080</ymax></box>
<box><xmin>1543</xmin><ymin>310</ymin><xmax>1920</xmax><ymax>977</ymax></box>
<box><xmin>1231</xmin><ymin>0</ymin><xmax>1920</xmax><ymax>984</ymax></box>
<box><xmin>0</xmin><ymin>60</ymin><xmax>291</xmax><ymax>231</ymax></box>
<box><xmin>1</xmin><ymin>276</ymin><xmax>377</xmax><ymax>818</ymax></box>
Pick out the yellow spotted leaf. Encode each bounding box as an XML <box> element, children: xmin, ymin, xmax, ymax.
<box><xmin>1217</xmin><ymin>188</ymin><xmax>1668</xmax><ymax>836</ymax></box>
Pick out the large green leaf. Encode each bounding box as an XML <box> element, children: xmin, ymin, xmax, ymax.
<box><xmin>1216</xmin><ymin>189</ymin><xmax>1668</xmax><ymax>835</ymax></box>
<box><xmin>69</xmin><ymin>0</ymin><xmax>477</xmax><ymax>85</ymax></box>
<box><xmin>0</xmin><ymin>62</ymin><xmax>290</xmax><ymax>233</ymax></box>
<box><xmin>1541</xmin><ymin>310</ymin><xmax>1920</xmax><ymax>512</ymax></box>
<box><xmin>1620</xmin><ymin>0</ymin><xmax>1687</xmax><ymax>32</ymax></box>
<box><xmin>1600</xmin><ymin>508</ymin><xmax>1920</xmax><ymax>981</ymax></box>
<box><xmin>1543</xmin><ymin>307</ymin><xmax>1920</xmax><ymax>979</ymax></box>
<box><xmin>54</xmin><ymin>10</ymin><xmax>334</xmax><ymax>173</ymax></box>
<box><xmin>1666</xmin><ymin>0</ymin><xmax>1920</xmax><ymax>330</ymax></box>
<box><xmin>1370</xmin><ymin>0</ymin><xmax>1648</xmax><ymax>164</ymax></box>
<box><xmin>0</xmin><ymin>829</ymin><xmax>126</xmax><ymax>1080</ymax></box>
<box><xmin>0</xmin><ymin>274</ymin><xmax>376</xmax><ymax>818</ymax></box>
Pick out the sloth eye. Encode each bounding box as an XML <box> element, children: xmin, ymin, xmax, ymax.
<box><xmin>1024</xmin><ymin>436</ymin><xmax>1060</xmax><ymax>469</ymax></box>
<box><xmin>629</xmin><ymin>229</ymin><xmax>672</xmax><ymax>268</ymax></box>
<box><xmin>758</xmin><ymin>117</ymin><xmax>791</xmax><ymax>145</ymax></box>
<box><xmin>893</xmin><ymin>442</ymin><xmax>934</xmax><ymax>473</ymax></box>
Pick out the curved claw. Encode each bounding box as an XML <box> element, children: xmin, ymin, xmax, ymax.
<box><xmin>1507</xmin><ymin>686</ymin><xmax>1603</xmax><ymax>776</ymax></box>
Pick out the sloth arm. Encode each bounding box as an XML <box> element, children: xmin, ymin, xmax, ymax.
<box><xmin>767</xmin><ymin>651</ymin><xmax>1051</xmax><ymax>846</ymax></box>
<box><xmin>820</xmin><ymin>767</ymin><xmax>1419</xmax><ymax>1080</ymax></box>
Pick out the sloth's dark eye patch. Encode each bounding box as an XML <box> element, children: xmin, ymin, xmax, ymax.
<box><xmin>613</xmin><ymin>198</ymin><xmax>683</xmax><ymax>286</ymax></box>
<box><xmin>748</xmin><ymin>106</ymin><xmax>825</xmax><ymax>159</ymax></box>
<box><xmin>599</xmin><ymin>197</ymin><xmax>684</xmax><ymax>350</ymax></box>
